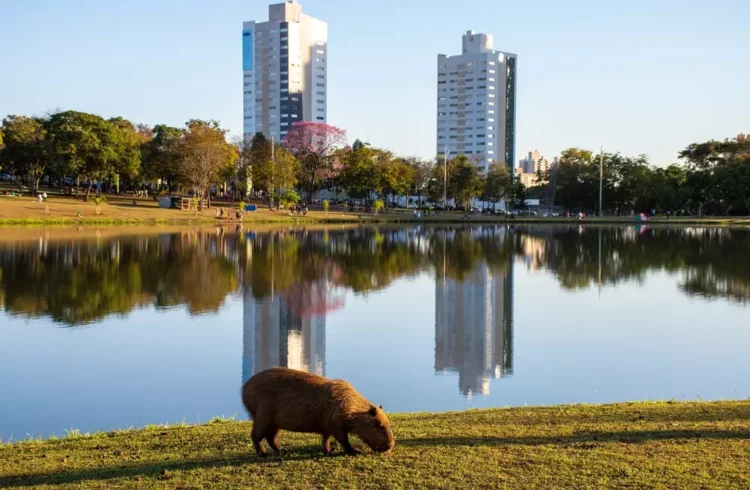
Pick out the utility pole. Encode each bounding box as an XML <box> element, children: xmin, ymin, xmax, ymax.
<box><xmin>599</xmin><ymin>146</ymin><xmax>604</xmax><ymax>217</ymax></box>
<box><xmin>271</xmin><ymin>137</ymin><xmax>276</xmax><ymax>210</ymax></box>
<box><xmin>443</xmin><ymin>146</ymin><xmax>448</xmax><ymax>209</ymax></box>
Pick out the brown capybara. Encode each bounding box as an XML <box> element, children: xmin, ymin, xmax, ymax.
<box><xmin>241</xmin><ymin>367</ymin><xmax>395</xmax><ymax>456</ymax></box>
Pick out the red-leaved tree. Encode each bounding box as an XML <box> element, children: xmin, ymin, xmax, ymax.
<box><xmin>282</xmin><ymin>121</ymin><xmax>346</xmax><ymax>202</ymax></box>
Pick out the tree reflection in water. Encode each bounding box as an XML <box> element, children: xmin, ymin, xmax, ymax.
<box><xmin>0</xmin><ymin>225</ymin><xmax>748</xmax><ymax>329</ymax></box>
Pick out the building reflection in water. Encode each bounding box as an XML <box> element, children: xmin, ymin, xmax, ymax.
<box><xmin>242</xmin><ymin>290</ymin><xmax>327</xmax><ymax>383</ymax></box>
<box><xmin>241</xmin><ymin>232</ymin><xmax>344</xmax><ymax>384</ymax></box>
<box><xmin>434</xmin><ymin>227</ymin><xmax>514</xmax><ymax>397</ymax></box>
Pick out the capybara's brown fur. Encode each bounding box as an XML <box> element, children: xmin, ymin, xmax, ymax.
<box><xmin>242</xmin><ymin>367</ymin><xmax>395</xmax><ymax>456</ymax></box>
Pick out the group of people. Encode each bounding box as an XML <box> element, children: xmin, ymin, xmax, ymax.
<box><xmin>290</xmin><ymin>203</ymin><xmax>308</xmax><ymax>216</ymax></box>
<box><xmin>215</xmin><ymin>207</ymin><xmax>245</xmax><ymax>220</ymax></box>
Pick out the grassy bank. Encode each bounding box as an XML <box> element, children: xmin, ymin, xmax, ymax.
<box><xmin>2</xmin><ymin>194</ymin><xmax>750</xmax><ymax>227</ymax></box>
<box><xmin>1</xmin><ymin>401</ymin><xmax>748</xmax><ymax>489</ymax></box>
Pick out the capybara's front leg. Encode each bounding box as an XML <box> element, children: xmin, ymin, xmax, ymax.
<box><xmin>322</xmin><ymin>434</ymin><xmax>332</xmax><ymax>455</ymax></box>
<box><xmin>334</xmin><ymin>430</ymin><xmax>359</xmax><ymax>455</ymax></box>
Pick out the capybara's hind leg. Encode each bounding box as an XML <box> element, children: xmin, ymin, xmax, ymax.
<box><xmin>265</xmin><ymin>428</ymin><xmax>283</xmax><ymax>454</ymax></box>
<box><xmin>251</xmin><ymin>423</ymin><xmax>267</xmax><ymax>456</ymax></box>
<box><xmin>321</xmin><ymin>434</ymin><xmax>331</xmax><ymax>455</ymax></box>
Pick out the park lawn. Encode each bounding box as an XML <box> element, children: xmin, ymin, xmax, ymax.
<box><xmin>1</xmin><ymin>192</ymin><xmax>749</xmax><ymax>227</ymax></box>
<box><xmin>1</xmin><ymin>401</ymin><xmax>748</xmax><ymax>489</ymax></box>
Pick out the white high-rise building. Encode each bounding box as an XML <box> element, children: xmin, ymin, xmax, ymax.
<box><xmin>242</xmin><ymin>1</ymin><xmax>328</xmax><ymax>141</ymax></box>
<box><xmin>437</xmin><ymin>31</ymin><xmax>517</xmax><ymax>173</ymax></box>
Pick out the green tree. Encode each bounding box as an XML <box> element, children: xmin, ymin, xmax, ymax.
<box><xmin>484</xmin><ymin>162</ymin><xmax>511</xmax><ymax>209</ymax></box>
<box><xmin>0</xmin><ymin>115</ymin><xmax>48</xmax><ymax>194</ymax></box>
<box><xmin>141</xmin><ymin>124</ymin><xmax>182</xmax><ymax>191</ymax></box>
<box><xmin>405</xmin><ymin>158</ymin><xmax>431</xmax><ymax>207</ymax></box>
<box><xmin>447</xmin><ymin>155</ymin><xmax>482</xmax><ymax>209</ymax></box>
<box><xmin>46</xmin><ymin>111</ymin><xmax>130</xmax><ymax>200</ymax></box>
<box><xmin>107</xmin><ymin>117</ymin><xmax>143</xmax><ymax>191</ymax></box>
<box><xmin>177</xmin><ymin>120</ymin><xmax>236</xmax><ymax>207</ymax></box>
<box><xmin>336</xmin><ymin>142</ymin><xmax>377</xmax><ymax>203</ymax></box>
<box><xmin>252</xmin><ymin>137</ymin><xmax>300</xmax><ymax>201</ymax></box>
<box><xmin>379</xmin><ymin>157</ymin><xmax>414</xmax><ymax>206</ymax></box>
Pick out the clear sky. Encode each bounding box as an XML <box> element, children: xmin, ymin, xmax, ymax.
<box><xmin>1</xmin><ymin>0</ymin><xmax>748</xmax><ymax>165</ymax></box>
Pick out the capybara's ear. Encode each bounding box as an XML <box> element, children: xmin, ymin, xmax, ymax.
<box><xmin>379</xmin><ymin>405</ymin><xmax>383</xmax><ymax>410</ymax></box>
<box><xmin>369</xmin><ymin>406</ymin><xmax>377</xmax><ymax>416</ymax></box>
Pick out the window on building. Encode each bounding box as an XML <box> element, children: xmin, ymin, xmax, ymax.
<box><xmin>489</xmin><ymin>61</ymin><xmax>496</xmax><ymax>66</ymax></box>
<box><xmin>487</xmin><ymin>126</ymin><xmax>495</xmax><ymax>131</ymax></box>
<box><xmin>488</xmin><ymin>151</ymin><xmax>494</xmax><ymax>155</ymax></box>
<box><xmin>317</xmin><ymin>99</ymin><xmax>324</xmax><ymax>103</ymax></box>
<box><xmin>292</xmin><ymin>114</ymin><xmax>298</xmax><ymax>118</ymax></box>
<box><xmin>316</xmin><ymin>75</ymin><xmax>325</xmax><ymax>79</ymax></box>
<box><xmin>281</xmin><ymin>88</ymin><xmax>288</xmax><ymax>92</ymax></box>
<box><xmin>281</xmin><ymin>122</ymin><xmax>288</xmax><ymax>127</ymax></box>
<box><xmin>317</xmin><ymin>83</ymin><xmax>325</xmax><ymax>87</ymax></box>
<box><xmin>438</xmin><ymin>136</ymin><xmax>445</xmax><ymax>140</ymax></box>
<box><xmin>316</xmin><ymin>117</ymin><xmax>324</xmax><ymax>121</ymax></box>
<box><xmin>317</xmin><ymin>91</ymin><xmax>325</xmax><ymax>95</ymax></box>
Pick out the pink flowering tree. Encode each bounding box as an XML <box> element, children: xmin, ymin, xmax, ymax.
<box><xmin>282</xmin><ymin>121</ymin><xmax>347</xmax><ymax>202</ymax></box>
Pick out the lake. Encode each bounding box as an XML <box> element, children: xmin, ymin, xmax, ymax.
<box><xmin>1</xmin><ymin>224</ymin><xmax>749</xmax><ymax>440</ymax></box>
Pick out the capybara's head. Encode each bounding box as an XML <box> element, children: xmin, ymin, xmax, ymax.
<box><xmin>352</xmin><ymin>405</ymin><xmax>395</xmax><ymax>453</ymax></box>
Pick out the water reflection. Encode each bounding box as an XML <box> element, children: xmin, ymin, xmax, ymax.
<box><xmin>434</xmin><ymin>228</ymin><xmax>514</xmax><ymax>396</ymax></box>
<box><xmin>2</xmin><ymin>225</ymin><xmax>749</xmax><ymax>326</ymax></box>
<box><xmin>2</xmin><ymin>225</ymin><xmax>750</xmax><ymax>438</ymax></box>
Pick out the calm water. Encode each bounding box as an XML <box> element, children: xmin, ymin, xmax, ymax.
<box><xmin>1</xmin><ymin>224</ymin><xmax>749</xmax><ymax>440</ymax></box>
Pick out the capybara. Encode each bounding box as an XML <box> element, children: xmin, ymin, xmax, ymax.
<box><xmin>241</xmin><ymin>367</ymin><xmax>395</xmax><ymax>456</ymax></box>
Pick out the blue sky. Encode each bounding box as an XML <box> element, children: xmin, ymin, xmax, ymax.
<box><xmin>1</xmin><ymin>0</ymin><xmax>748</xmax><ymax>165</ymax></box>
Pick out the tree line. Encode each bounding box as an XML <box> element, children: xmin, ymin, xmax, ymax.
<box><xmin>1</xmin><ymin>109</ymin><xmax>748</xmax><ymax>215</ymax></box>
<box><xmin>537</xmin><ymin>134</ymin><xmax>750</xmax><ymax>216</ymax></box>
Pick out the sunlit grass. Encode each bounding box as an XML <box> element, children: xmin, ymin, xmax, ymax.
<box><xmin>1</xmin><ymin>400</ymin><xmax>748</xmax><ymax>489</ymax></box>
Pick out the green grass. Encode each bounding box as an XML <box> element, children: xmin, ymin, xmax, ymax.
<box><xmin>1</xmin><ymin>401</ymin><xmax>749</xmax><ymax>489</ymax></box>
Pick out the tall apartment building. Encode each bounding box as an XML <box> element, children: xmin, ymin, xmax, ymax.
<box><xmin>437</xmin><ymin>31</ymin><xmax>517</xmax><ymax>173</ymax></box>
<box><xmin>242</xmin><ymin>1</ymin><xmax>327</xmax><ymax>141</ymax></box>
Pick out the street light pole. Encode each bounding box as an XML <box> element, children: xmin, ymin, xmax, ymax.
<box><xmin>271</xmin><ymin>136</ymin><xmax>276</xmax><ymax>210</ymax></box>
<box><xmin>599</xmin><ymin>146</ymin><xmax>604</xmax><ymax>217</ymax></box>
<box><xmin>443</xmin><ymin>146</ymin><xmax>448</xmax><ymax>209</ymax></box>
